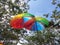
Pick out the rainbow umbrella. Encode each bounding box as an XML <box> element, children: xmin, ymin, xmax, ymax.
<box><xmin>24</xmin><ymin>17</ymin><xmax>49</xmax><ymax>31</ymax></box>
<box><xmin>10</xmin><ymin>13</ymin><xmax>34</xmax><ymax>29</ymax></box>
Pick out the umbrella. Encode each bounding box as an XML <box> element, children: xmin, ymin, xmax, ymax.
<box><xmin>24</xmin><ymin>17</ymin><xmax>49</xmax><ymax>31</ymax></box>
<box><xmin>10</xmin><ymin>13</ymin><xmax>34</xmax><ymax>29</ymax></box>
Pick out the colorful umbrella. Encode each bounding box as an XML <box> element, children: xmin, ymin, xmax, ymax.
<box><xmin>24</xmin><ymin>17</ymin><xmax>49</xmax><ymax>31</ymax></box>
<box><xmin>10</xmin><ymin>13</ymin><xmax>34</xmax><ymax>29</ymax></box>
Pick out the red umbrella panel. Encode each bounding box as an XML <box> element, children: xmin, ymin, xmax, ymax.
<box><xmin>10</xmin><ymin>18</ymin><xmax>24</xmax><ymax>29</ymax></box>
<box><xmin>24</xmin><ymin>19</ymin><xmax>35</xmax><ymax>30</ymax></box>
<box><xmin>10</xmin><ymin>17</ymin><xmax>34</xmax><ymax>29</ymax></box>
<box><xmin>10</xmin><ymin>13</ymin><xmax>35</xmax><ymax>29</ymax></box>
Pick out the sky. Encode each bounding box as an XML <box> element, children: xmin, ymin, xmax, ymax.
<box><xmin>12</xmin><ymin>0</ymin><xmax>56</xmax><ymax>20</ymax></box>
<box><xmin>28</xmin><ymin>0</ymin><xmax>56</xmax><ymax>20</ymax></box>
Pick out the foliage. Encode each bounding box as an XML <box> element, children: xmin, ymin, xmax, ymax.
<box><xmin>0</xmin><ymin>0</ymin><xmax>30</xmax><ymax>45</ymax></box>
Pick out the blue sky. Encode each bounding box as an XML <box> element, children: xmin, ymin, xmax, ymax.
<box><xmin>28</xmin><ymin>0</ymin><xmax>56</xmax><ymax>20</ymax></box>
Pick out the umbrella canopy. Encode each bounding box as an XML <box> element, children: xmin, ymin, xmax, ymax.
<box><xmin>10</xmin><ymin>13</ymin><xmax>34</xmax><ymax>29</ymax></box>
<box><xmin>24</xmin><ymin>17</ymin><xmax>49</xmax><ymax>31</ymax></box>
